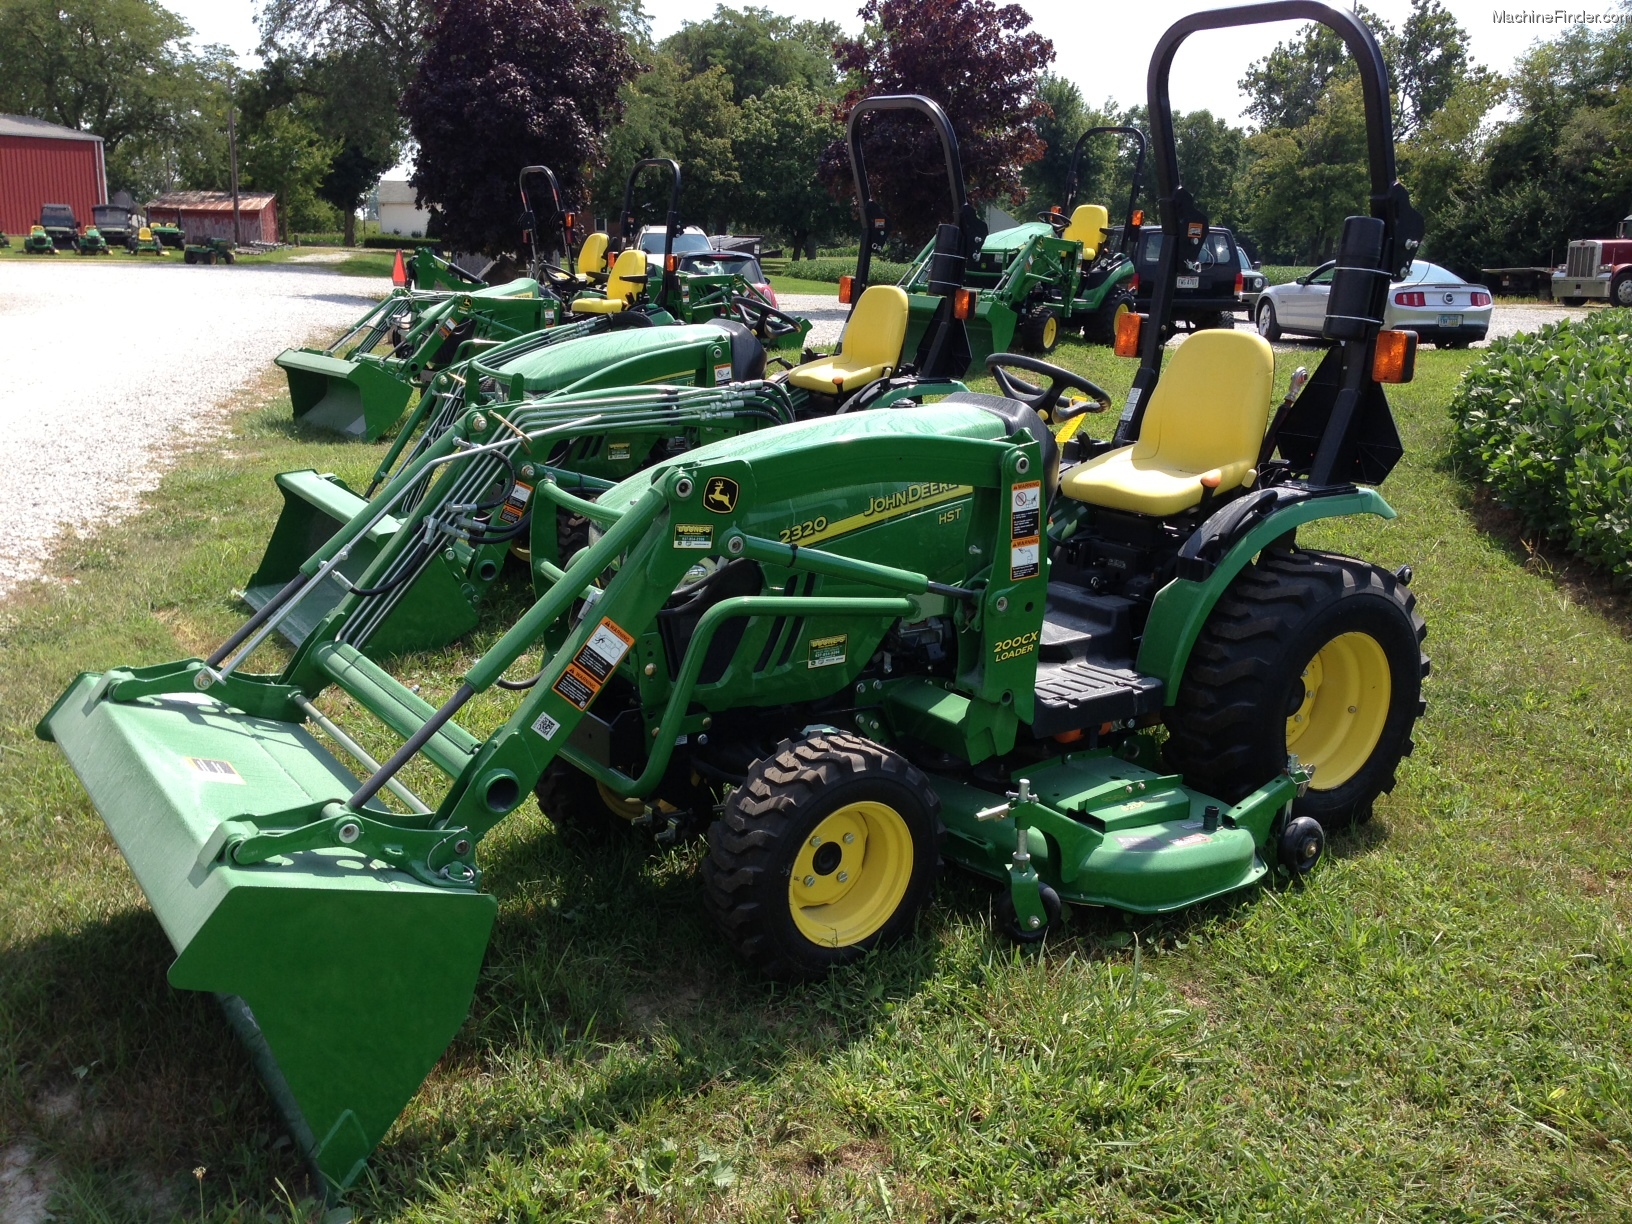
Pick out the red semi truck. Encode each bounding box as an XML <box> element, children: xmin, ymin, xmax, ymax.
<box><xmin>1552</xmin><ymin>213</ymin><xmax>1632</xmax><ymax>307</ymax></box>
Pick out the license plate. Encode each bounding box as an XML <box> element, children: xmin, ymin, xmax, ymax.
<box><xmin>1438</xmin><ymin>313</ymin><xmax>1462</xmax><ymax>327</ymax></box>
<box><xmin>1177</xmin><ymin>275</ymin><xmax>1199</xmax><ymax>289</ymax></box>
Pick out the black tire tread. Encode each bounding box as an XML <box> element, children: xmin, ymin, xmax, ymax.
<box><xmin>702</xmin><ymin>732</ymin><xmax>943</xmax><ymax>979</ymax></box>
<box><xmin>1163</xmin><ymin>548</ymin><xmax>1428</xmax><ymax>828</ymax></box>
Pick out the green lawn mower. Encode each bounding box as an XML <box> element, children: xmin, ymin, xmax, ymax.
<box><xmin>184</xmin><ymin>236</ymin><xmax>236</xmax><ymax>264</ymax></box>
<box><xmin>42</xmin><ymin>2</ymin><xmax>1430</xmax><ymax>1197</ymax></box>
<box><xmin>75</xmin><ymin>226</ymin><xmax>110</xmax><ymax>255</ymax></box>
<box><xmin>150</xmin><ymin>221</ymin><xmax>186</xmax><ymax>249</ymax></box>
<box><xmin>128</xmin><ymin>225</ymin><xmax>166</xmax><ymax>256</ymax></box>
<box><xmin>22</xmin><ymin>224</ymin><xmax>56</xmax><ymax>255</ymax></box>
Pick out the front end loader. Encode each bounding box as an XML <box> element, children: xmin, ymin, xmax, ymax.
<box><xmin>42</xmin><ymin>1</ymin><xmax>1429</xmax><ymax>1199</ymax></box>
<box><xmin>276</xmin><ymin>278</ymin><xmax>564</xmax><ymax>440</ymax></box>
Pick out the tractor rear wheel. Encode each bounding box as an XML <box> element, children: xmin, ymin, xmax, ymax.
<box><xmin>1018</xmin><ymin>303</ymin><xmax>1061</xmax><ymax>354</ymax></box>
<box><xmin>1163</xmin><ymin>548</ymin><xmax>1427</xmax><ymax>830</ymax></box>
<box><xmin>1088</xmin><ymin>287</ymin><xmax>1137</xmax><ymax>345</ymax></box>
<box><xmin>703</xmin><ymin>732</ymin><xmax>943</xmax><ymax>979</ymax></box>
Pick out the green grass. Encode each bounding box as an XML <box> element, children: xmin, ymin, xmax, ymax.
<box><xmin>769</xmin><ymin>274</ymin><xmax>840</xmax><ymax>297</ymax></box>
<box><xmin>2</xmin><ymin>339</ymin><xmax>1631</xmax><ymax>1221</ymax></box>
<box><xmin>1260</xmin><ymin>264</ymin><xmax>1316</xmax><ymax>286</ymax></box>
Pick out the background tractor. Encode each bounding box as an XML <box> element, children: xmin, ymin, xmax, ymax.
<box><xmin>74</xmin><ymin>226</ymin><xmax>110</xmax><ymax>255</ymax></box>
<box><xmin>942</xmin><ymin>126</ymin><xmax>1147</xmax><ymax>354</ymax></box>
<box><xmin>184</xmin><ymin>236</ymin><xmax>236</xmax><ymax>264</ymax></box>
<box><xmin>22</xmin><ymin>224</ymin><xmax>56</xmax><ymax>254</ymax></box>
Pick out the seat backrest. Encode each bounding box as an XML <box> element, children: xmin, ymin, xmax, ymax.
<box><xmin>1133</xmin><ymin>331</ymin><xmax>1274</xmax><ymax>471</ymax></box>
<box><xmin>604</xmin><ymin>248</ymin><xmax>648</xmax><ymax>302</ymax></box>
<box><xmin>577</xmin><ymin>232</ymin><xmax>609</xmax><ymax>276</ymax></box>
<box><xmin>1061</xmin><ymin>204</ymin><xmax>1110</xmax><ymax>259</ymax></box>
<box><xmin>839</xmin><ymin>285</ymin><xmax>910</xmax><ymax>368</ymax></box>
<box><xmin>138</xmin><ymin>226</ymin><xmax>153</xmax><ymax>241</ymax></box>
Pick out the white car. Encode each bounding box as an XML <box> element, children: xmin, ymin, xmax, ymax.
<box><xmin>1255</xmin><ymin>259</ymin><xmax>1491</xmax><ymax>348</ymax></box>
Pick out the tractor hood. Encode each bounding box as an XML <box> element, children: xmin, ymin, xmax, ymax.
<box><xmin>977</xmin><ymin>222</ymin><xmax>1056</xmax><ymax>258</ymax></box>
<box><xmin>499</xmin><ymin>323</ymin><xmax>759</xmax><ymax>393</ymax></box>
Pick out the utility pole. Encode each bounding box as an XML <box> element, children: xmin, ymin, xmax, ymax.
<box><xmin>228</xmin><ymin>93</ymin><xmax>242</xmax><ymax>247</ymax></box>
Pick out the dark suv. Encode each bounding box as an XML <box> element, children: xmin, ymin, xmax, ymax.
<box><xmin>1109</xmin><ymin>223</ymin><xmax>1247</xmax><ymax>331</ymax></box>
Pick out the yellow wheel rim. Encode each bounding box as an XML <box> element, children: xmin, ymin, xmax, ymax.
<box><xmin>1113</xmin><ymin>301</ymin><xmax>1131</xmax><ymax>332</ymax></box>
<box><xmin>788</xmin><ymin>801</ymin><xmax>914</xmax><ymax>947</ymax></box>
<box><xmin>1042</xmin><ymin>314</ymin><xmax>1059</xmax><ymax>348</ymax></box>
<box><xmin>1285</xmin><ymin>631</ymin><xmax>1392</xmax><ymax>789</ymax></box>
<box><xmin>596</xmin><ymin>782</ymin><xmax>646</xmax><ymax>822</ymax></box>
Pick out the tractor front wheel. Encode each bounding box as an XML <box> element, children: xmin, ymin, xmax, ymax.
<box><xmin>1018</xmin><ymin>303</ymin><xmax>1062</xmax><ymax>354</ymax></box>
<box><xmin>534</xmin><ymin>760</ymin><xmax>645</xmax><ymax>838</ymax></box>
<box><xmin>703</xmin><ymin>732</ymin><xmax>942</xmax><ymax>979</ymax></box>
<box><xmin>1163</xmin><ymin>548</ymin><xmax>1427</xmax><ymax>830</ymax></box>
<box><xmin>1088</xmin><ymin>287</ymin><xmax>1136</xmax><ymax>345</ymax></box>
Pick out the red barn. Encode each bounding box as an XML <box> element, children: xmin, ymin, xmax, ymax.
<box><xmin>147</xmin><ymin>191</ymin><xmax>279</xmax><ymax>244</ymax></box>
<box><xmin>0</xmin><ymin>113</ymin><xmax>107</xmax><ymax>236</ymax></box>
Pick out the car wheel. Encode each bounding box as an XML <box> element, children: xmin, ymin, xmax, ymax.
<box><xmin>1256</xmin><ymin>300</ymin><xmax>1282</xmax><ymax>340</ymax></box>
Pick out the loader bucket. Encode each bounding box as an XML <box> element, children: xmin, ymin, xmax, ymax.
<box><xmin>278</xmin><ymin>349</ymin><xmax>414</xmax><ymax>441</ymax></box>
<box><xmin>38</xmin><ymin>674</ymin><xmax>498</xmax><ymax>1196</ymax></box>
<box><xmin>243</xmin><ymin>470</ymin><xmax>479</xmax><ymax>653</ymax></box>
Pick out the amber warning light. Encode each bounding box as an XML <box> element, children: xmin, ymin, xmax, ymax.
<box><xmin>953</xmin><ymin>288</ymin><xmax>976</xmax><ymax>320</ymax></box>
<box><xmin>838</xmin><ymin>275</ymin><xmax>854</xmax><ymax>304</ymax></box>
<box><xmin>1114</xmin><ymin>311</ymin><xmax>1143</xmax><ymax>357</ymax></box>
<box><xmin>1372</xmin><ymin>329</ymin><xmax>1417</xmax><ymax>384</ymax></box>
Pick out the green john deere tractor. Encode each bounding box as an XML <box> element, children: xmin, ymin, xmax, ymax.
<box><xmin>237</xmin><ymin>97</ymin><xmax>998</xmax><ymax>658</ymax></box>
<box><xmin>184</xmin><ymin>236</ymin><xmax>235</xmax><ymax>264</ymax></box>
<box><xmin>128</xmin><ymin>224</ymin><xmax>165</xmax><ymax>255</ymax></box>
<box><xmin>42</xmin><ymin>2</ymin><xmax>1429</xmax><ymax>1197</ymax></box>
<box><xmin>957</xmin><ymin>125</ymin><xmax>1147</xmax><ymax>353</ymax></box>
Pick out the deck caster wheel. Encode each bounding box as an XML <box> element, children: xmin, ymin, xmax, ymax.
<box><xmin>1278</xmin><ymin>815</ymin><xmax>1325</xmax><ymax>876</ymax></box>
<box><xmin>996</xmin><ymin>882</ymin><xmax>1062</xmax><ymax>944</ymax></box>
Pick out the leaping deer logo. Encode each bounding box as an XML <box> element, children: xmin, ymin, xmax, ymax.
<box><xmin>703</xmin><ymin>477</ymin><xmax>739</xmax><ymax>514</ymax></box>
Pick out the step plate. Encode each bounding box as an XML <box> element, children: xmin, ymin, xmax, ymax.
<box><xmin>1032</xmin><ymin>660</ymin><xmax>1165</xmax><ymax>736</ymax></box>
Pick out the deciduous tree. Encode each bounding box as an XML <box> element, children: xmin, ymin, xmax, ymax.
<box><xmin>662</xmin><ymin>6</ymin><xmax>838</xmax><ymax>104</ymax></box>
<box><xmin>402</xmin><ymin>0</ymin><xmax>638</xmax><ymax>256</ymax></box>
<box><xmin>822</xmin><ymin>0</ymin><xmax>1053</xmax><ymax>245</ymax></box>
<box><xmin>733</xmin><ymin>85</ymin><xmax>849</xmax><ymax>255</ymax></box>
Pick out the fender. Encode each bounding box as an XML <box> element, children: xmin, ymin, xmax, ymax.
<box><xmin>1136</xmin><ymin>485</ymin><xmax>1395</xmax><ymax>700</ymax></box>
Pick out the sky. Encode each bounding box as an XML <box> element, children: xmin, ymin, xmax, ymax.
<box><xmin>166</xmin><ymin>0</ymin><xmax>1593</xmax><ymax>156</ymax></box>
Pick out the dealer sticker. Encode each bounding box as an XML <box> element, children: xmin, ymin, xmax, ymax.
<box><xmin>674</xmin><ymin>523</ymin><xmax>713</xmax><ymax>549</ymax></box>
<box><xmin>1010</xmin><ymin>537</ymin><xmax>1040</xmax><ymax>582</ymax></box>
<box><xmin>807</xmin><ymin>633</ymin><xmax>848</xmax><ymax>669</ymax></box>
<box><xmin>184</xmin><ymin>756</ymin><xmax>244</xmax><ymax>784</ymax></box>
<box><xmin>1010</xmin><ymin>480</ymin><xmax>1041</xmax><ymax>539</ymax></box>
<box><xmin>607</xmin><ymin>441</ymin><xmax>632</xmax><ymax>462</ymax></box>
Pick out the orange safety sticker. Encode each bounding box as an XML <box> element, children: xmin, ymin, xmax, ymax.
<box><xmin>551</xmin><ymin>617</ymin><xmax>635</xmax><ymax>709</ymax></box>
<box><xmin>497</xmin><ymin>481</ymin><xmax>533</xmax><ymax>526</ymax></box>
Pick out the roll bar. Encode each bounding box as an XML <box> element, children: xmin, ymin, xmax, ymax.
<box><xmin>620</xmin><ymin>158</ymin><xmax>683</xmax><ymax>301</ymax></box>
<box><xmin>1120</xmin><ymin>0</ymin><xmax>1424</xmax><ymax>487</ymax></box>
<box><xmin>846</xmin><ymin>94</ymin><xmax>982</xmax><ymax>295</ymax></box>
<box><xmin>518</xmin><ymin>165</ymin><xmax>572</xmax><ymax>270</ymax></box>
<box><xmin>1063</xmin><ymin>125</ymin><xmax>1147</xmax><ymax>252</ymax></box>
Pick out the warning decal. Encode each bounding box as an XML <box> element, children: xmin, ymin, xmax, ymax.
<box><xmin>1010</xmin><ymin>537</ymin><xmax>1040</xmax><ymax>582</ymax></box>
<box><xmin>551</xmin><ymin>617</ymin><xmax>636</xmax><ymax>710</ymax></box>
<box><xmin>714</xmin><ymin>363</ymin><xmax>733</xmax><ymax>384</ymax></box>
<box><xmin>1010</xmin><ymin>480</ymin><xmax>1041</xmax><ymax>540</ymax></box>
<box><xmin>185</xmin><ymin>757</ymin><xmax>245</xmax><ymax>784</ymax></box>
<box><xmin>497</xmin><ymin>482</ymin><xmax>533</xmax><ymax>526</ymax></box>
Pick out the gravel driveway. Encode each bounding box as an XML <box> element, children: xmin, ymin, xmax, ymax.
<box><xmin>0</xmin><ymin>259</ymin><xmax>388</xmax><ymax>599</ymax></box>
<box><xmin>778</xmin><ymin>292</ymin><xmax>846</xmax><ymax>346</ymax></box>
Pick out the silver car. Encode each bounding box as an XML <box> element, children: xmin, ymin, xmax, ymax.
<box><xmin>1255</xmin><ymin>259</ymin><xmax>1491</xmax><ymax>348</ymax></box>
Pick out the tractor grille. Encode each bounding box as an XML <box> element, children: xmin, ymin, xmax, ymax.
<box><xmin>1565</xmin><ymin>242</ymin><xmax>1600</xmax><ymax>279</ymax></box>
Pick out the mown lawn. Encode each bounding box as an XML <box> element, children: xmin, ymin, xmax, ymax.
<box><xmin>1</xmin><ymin>332</ymin><xmax>1629</xmax><ymax>1222</ymax></box>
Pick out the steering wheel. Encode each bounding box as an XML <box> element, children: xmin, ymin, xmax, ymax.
<box><xmin>985</xmin><ymin>352</ymin><xmax>1112</xmax><ymax>420</ymax></box>
<box><xmin>535</xmin><ymin>260</ymin><xmax>580</xmax><ymax>292</ymax></box>
<box><xmin>730</xmin><ymin>294</ymin><xmax>806</xmax><ymax>342</ymax></box>
<box><xmin>1036</xmin><ymin>210</ymin><xmax>1069</xmax><ymax>233</ymax></box>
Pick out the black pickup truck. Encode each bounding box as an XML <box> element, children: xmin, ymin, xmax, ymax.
<box><xmin>39</xmin><ymin>203</ymin><xmax>79</xmax><ymax>250</ymax></box>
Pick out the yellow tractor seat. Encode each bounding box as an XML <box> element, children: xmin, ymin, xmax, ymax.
<box><xmin>137</xmin><ymin>226</ymin><xmax>153</xmax><ymax>241</ymax></box>
<box><xmin>1061</xmin><ymin>330</ymin><xmax>1275</xmax><ymax>517</ymax></box>
<box><xmin>576</xmin><ymin>231</ymin><xmax>610</xmax><ymax>279</ymax></box>
<box><xmin>571</xmin><ymin>248</ymin><xmax>647</xmax><ymax>314</ymax></box>
<box><xmin>1061</xmin><ymin>204</ymin><xmax>1110</xmax><ymax>261</ymax></box>
<box><xmin>786</xmin><ymin>285</ymin><xmax>911</xmax><ymax>395</ymax></box>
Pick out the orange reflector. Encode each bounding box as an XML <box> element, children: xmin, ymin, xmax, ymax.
<box><xmin>391</xmin><ymin>248</ymin><xmax>406</xmax><ymax>287</ymax></box>
<box><xmin>665</xmin><ymin>254</ymin><xmax>678</xmax><ymax>273</ymax></box>
<box><xmin>607</xmin><ymin>249</ymin><xmax>617</xmax><ymax>268</ymax></box>
<box><xmin>563</xmin><ymin>211</ymin><xmax>575</xmax><ymax>227</ymax></box>
<box><xmin>952</xmin><ymin>288</ymin><xmax>976</xmax><ymax>320</ymax></box>
<box><xmin>1114</xmin><ymin>311</ymin><xmax>1142</xmax><ymax>357</ymax></box>
<box><xmin>838</xmin><ymin>275</ymin><xmax>854</xmax><ymax>304</ymax></box>
<box><xmin>1372</xmin><ymin>329</ymin><xmax>1417</xmax><ymax>384</ymax></box>
<box><xmin>1131</xmin><ymin>210</ymin><xmax>1145</xmax><ymax>226</ymax></box>
<box><xmin>1234</xmin><ymin>270</ymin><xmax>1244</xmax><ymax>295</ymax></box>
<box><xmin>1200</xmin><ymin>472</ymin><xmax>1222</xmax><ymax>489</ymax></box>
